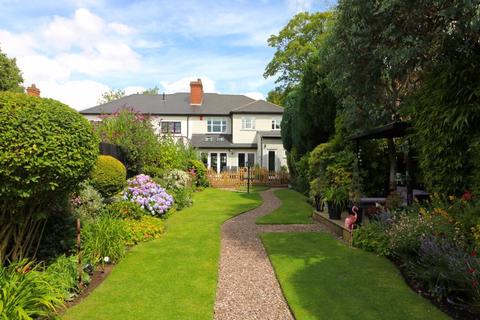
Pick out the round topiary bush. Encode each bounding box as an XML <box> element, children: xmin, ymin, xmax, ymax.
<box><xmin>0</xmin><ymin>92</ymin><xmax>98</xmax><ymax>263</ymax></box>
<box><xmin>90</xmin><ymin>155</ymin><xmax>127</xmax><ymax>197</ymax></box>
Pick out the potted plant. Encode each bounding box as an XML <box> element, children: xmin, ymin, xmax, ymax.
<box><xmin>322</xmin><ymin>186</ymin><xmax>348</xmax><ymax>220</ymax></box>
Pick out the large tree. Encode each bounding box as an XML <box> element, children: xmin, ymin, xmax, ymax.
<box><xmin>0</xmin><ymin>48</ymin><xmax>23</xmax><ymax>92</ymax></box>
<box><xmin>327</xmin><ymin>0</ymin><xmax>480</xmax><ymax>191</ymax></box>
<box><xmin>264</xmin><ymin>11</ymin><xmax>332</xmax><ymax>90</ymax></box>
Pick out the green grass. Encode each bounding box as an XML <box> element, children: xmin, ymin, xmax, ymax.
<box><xmin>256</xmin><ymin>188</ymin><xmax>314</xmax><ymax>224</ymax></box>
<box><xmin>236</xmin><ymin>185</ymin><xmax>270</xmax><ymax>193</ymax></box>
<box><xmin>64</xmin><ymin>189</ymin><xmax>262</xmax><ymax>320</ymax></box>
<box><xmin>261</xmin><ymin>232</ymin><xmax>449</xmax><ymax>320</ymax></box>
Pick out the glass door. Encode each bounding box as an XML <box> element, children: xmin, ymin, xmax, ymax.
<box><xmin>220</xmin><ymin>153</ymin><xmax>227</xmax><ymax>172</ymax></box>
<box><xmin>268</xmin><ymin>150</ymin><xmax>276</xmax><ymax>172</ymax></box>
<box><xmin>210</xmin><ymin>153</ymin><xmax>218</xmax><ymax>173</ymax></box>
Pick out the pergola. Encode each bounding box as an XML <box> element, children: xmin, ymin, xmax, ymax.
<box><xmin>348</xmin><ymin>121</ymin><xmax>415</xmax><ymax>205</ymax></box>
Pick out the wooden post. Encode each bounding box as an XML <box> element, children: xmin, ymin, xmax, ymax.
<box><xmin>247</xmin><ymin>165</ymin><xmax>250</xmax><ymax>193</ymax></box>
<box><xmin>76</xmin><ymin>218</ymin><xmax>83</xmax><ymax>289</ymax></box>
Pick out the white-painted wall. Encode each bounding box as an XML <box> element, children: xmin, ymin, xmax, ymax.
<box><xmin>189</xmin><ymin>116</ymin><xmax>232</xmax><ymax>137</ymax></box>
<box><xmin>232</xmin><ymin>114</ymin><xmax>282</xmax><ymax>143</ymax></box>
<box><xmin>258</xmin><ymin>138</ymin><xmax>287</xmax><ymax>171</ymax></box>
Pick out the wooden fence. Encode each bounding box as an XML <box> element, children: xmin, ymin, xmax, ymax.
<box><xmin>207</xmin><ymin>168</ymin><xmax>289</xmax><ymax>188</ymax></box>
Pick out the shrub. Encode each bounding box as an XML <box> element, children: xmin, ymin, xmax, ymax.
<box><xmin>96</xmin><ymin>109</ymin><xmax>160</xmax><ymax>174</ymax></box>
<box><xmin>353</xmin><ymin>221</ymin><xmax>391</xmax><ymax>256</ymax></box>
<box><xmin>34</xmin><ymin>197</ymin><xmax>77</xmax><ymax>262</ymax></box>
<box><xmin>142</xmin><ymin>165</ymin><xmax>164</xmax><ymax>178</ymax></box>
<box><xmin>154</xmin><ymin>137</ymin><xmax>199</xmax><ymax>170</ymax></box>
<box><xmin>81</xmin><ymin>216</ymin><xmax>128</xmax><ymax>266</ymax></box>
<box><xmin>169</xmin><ymin>187</ymin><xmax>193</xmax><ymax>210</ymax></box>
<box><xmin>0</xmin><ymin>260</ymin><xmax>64</xmax><ymax>319</ymax></box>
<box><xmin>46</xmin><ymin>255</ymin><xmax>90</xmax><ymax>301</ymax></box>
<box><xmin>90</xmin><ymin>155</ymin><xmax>127</xmax><ymax>198</ymax></box>
<box><xmin>124</xmin><ymin>216</ymin><xmax>165</xmax><ymax>246</ymax></box>
<box><xmin>123</xmin><ymin>174</ymin><xmax>174</xmax><ymax>216</ymax></box>
<box><xmin>403</xmin><ymin>236</ymin><xmax>480</xmax><ymax>312</ymax></box>
<box><xmin>163</xmin><ymin>169</ymin><xmax>191</xmax><ymax>190</ymax></box>
<box><xmin>0</xmin><ymin>92</ymin><xmax>98</xmax><ymax>263</ymax></box>
<box><xmin>188</xmin><ymin>159</ymin><xmax>209</xmax><ymax>187</ymax></box>
<box><xmin>71</xmin><ymin>182</ymin><xmax>104</xmax><ymax>220</ymax></box>
<box><xmin>387</xmin><ymin>212</ymin><xmax>434</xmax><ymax>259</ymax></box>
<box><xmin>103</xmin><ymin>201</ymin><xmax>145</xmax><ymax>220</ymax></box>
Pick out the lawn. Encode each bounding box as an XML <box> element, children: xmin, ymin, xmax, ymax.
<box><xmin>236</xmin><ymin>185</ymin><xmax>270</xmax><ymax>193</ymax></box>
<box><xmin>64</xmin><ymin>189</ymin><xmax>262</xmax><ymax>320</ymax></box>
<box><xmin>256</xmin><ymin>188</ymin><xmax>314</xmax><ymax>224</ymax></box>
<box><xmin>261</xmin><ymin>233</ymin><xmax>449</xmax><ymax>320</ymax></box>
<box><xmin>261</xmin><ymin>232</ymin><xmax>449</xmax><ymax>320</ymax></box>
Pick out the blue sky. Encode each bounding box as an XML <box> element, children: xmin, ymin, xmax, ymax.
<box><xmin>0</xmin><ymin>0</ymin><xmax>335</xmax><ymax>110</ymax></box>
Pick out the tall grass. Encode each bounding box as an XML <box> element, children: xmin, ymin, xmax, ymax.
<box><xmin>81</xmin><ymin>215</ymin><xmax>128</xmax><ymax>266</ymax></box>
<box><xmin>0</xmin><ymin>260</ymin><xmax>64</xmax><ymax>319</ymax></box>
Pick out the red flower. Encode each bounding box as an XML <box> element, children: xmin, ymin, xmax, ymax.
<box><xmin>472</xmin><ymin>280</ymin><xmax>478</xmax><ymax>288</ymax></box>
<box><xmin>472</xmin><ymin>250</ymin><xmax>478</xmax><ymax>257</ymax></box>
<box><xmin>462</xmin><ymin>190</ymin><xmax>473</xmax><ymax>201</ymax></box>
<box><xmin>469</xmin><ymin>268</ymin><xmax>476</xmax><ymax>274</ymax></box>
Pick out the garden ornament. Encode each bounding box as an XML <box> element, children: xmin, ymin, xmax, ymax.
<box><xmin>344</xmin><ymin>206</ymin><xmax>358</xmax><ymax>231</ymax></box>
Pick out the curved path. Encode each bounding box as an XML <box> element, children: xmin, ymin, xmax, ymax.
<box><xmin>214</xmin><ymin>188</ymin><xmax>325</xmax><ymax>320</ymax></box>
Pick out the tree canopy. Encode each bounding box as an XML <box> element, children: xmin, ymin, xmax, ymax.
<box><xmin>0</xmin><ymin>48</ymin><xmax>23</xmax><ymax>92</ymax></box>
<box><xmin>264</xmin><ymin>11</ymin><xmax>332</xmax><ymax>90</ymax></box>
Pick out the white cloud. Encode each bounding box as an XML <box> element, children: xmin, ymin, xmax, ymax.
<box><xmin>37</xmin><ymin>79</ymin><xmax>109</xmax><ymax>110</ymax></box>
<box><xmin>243</xmin><ymin>91</ymin><xmax>265</xmax><ymax>100</ymax></box>
<box><xmin>160</xmin><ymin>76</ymin><xmax>217</xmax><ymax>93</ymax></box>
<box><xmin>108</xmin><ymin>22</ymin><xmax>137</xmax><ymax>36</ymax></box>
<box><xmin>0</xmin><ymin>8</ymin><xmax>142</xmax><ymax>109</ymax></box>
<box><xmin>124</xmin><ymin>86</ymin><xmax>146</xmax><ymax>95</ymax></box>
<box><xmin>286</xmin><ymin>0</ymin><xmax>314</xmax><ymax>13</ymax></box>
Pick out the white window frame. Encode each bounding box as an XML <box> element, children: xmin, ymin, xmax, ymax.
<box><xmin>241</xmin><ymin>116</ymin><xmax>256</xmax><ymax>130</ymax></box>
<box><xmin>207</xmin><ymin>118</ymin><xmax>227</xmax><ymax>133</ymax></box>
<box><xmin>271</xmin><ymin>118</ymin><xmax>281</xmax><ymax>130</ymax></box>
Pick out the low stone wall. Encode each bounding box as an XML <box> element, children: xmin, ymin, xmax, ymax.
<box><xmin>313</xmin><ymin>211</ymin><xmax>352</xmax><ymax>243</ymax></box>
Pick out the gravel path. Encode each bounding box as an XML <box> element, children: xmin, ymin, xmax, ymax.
<box><xmin>214</xmin><ymin>188</ymin><xmax>325</xmax><ymax>320</ymax></box>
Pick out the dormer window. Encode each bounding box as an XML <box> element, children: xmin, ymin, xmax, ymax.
<box><xmin>205</xmin><ymin>136</ymin><xmax>214</xmax><ymax>142</ymax></box>
<box><xmin>207</xmin><ymin>118</ymin><xmax>226</xmax><ymax>133</ymax></box>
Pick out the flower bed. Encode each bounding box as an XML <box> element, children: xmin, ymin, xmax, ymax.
<box><xmin>123</xmin><ymin>174</ymin><xmax>174</xmax><ymax>216</ymax></box>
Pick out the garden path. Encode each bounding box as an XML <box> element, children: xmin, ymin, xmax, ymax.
<box><xmin>214</xmin><ymin>188</ymin><xmax>325</xmax><ymax>320</ymax></box>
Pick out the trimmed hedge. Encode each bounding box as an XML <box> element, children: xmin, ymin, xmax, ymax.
<box><xmin>90</xmin><ymin>155</ymin><xmax>127</xmax><ymax>197</ymax></box>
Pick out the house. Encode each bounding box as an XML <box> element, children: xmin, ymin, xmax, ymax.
<box><xmin>80</xmin><ymin>79</ymin><xmax>287</xmax><ymax>173</ymax></box>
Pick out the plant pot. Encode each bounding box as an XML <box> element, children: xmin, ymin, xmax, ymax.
<box><xmin>327</xmin><ymin>202</ymin><xmax>340</xmax><ymax>220</ymax></box>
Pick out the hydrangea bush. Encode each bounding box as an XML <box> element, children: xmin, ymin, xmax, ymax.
<box><xmin>123</xmin><ymin>174</ymin><xmax>173</xmax><ymax>216</ymax></box>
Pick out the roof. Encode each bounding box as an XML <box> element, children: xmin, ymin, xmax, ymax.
<box><xmin>80</xmin><ymin>93</ymin><xmax>283</xmax><ymax>116</ymax></box>
<box><xmin>190</xmin><ymin>134</ymin><xmax>257</xmax><ymax>149</ymax></box>
<box><xmin>257</xmin><ymin>130</ymin><xmax>282</xmax><ymax>138</ymax></box>
<box><xmin>347</xmin><ymin>122</ymin><xmax>412</xmax><ymax>141</ymax></box>
<box><xmin>231</xmin><ymin>100</ymin><xmax>284</xmax><ymax>114</ymax></box>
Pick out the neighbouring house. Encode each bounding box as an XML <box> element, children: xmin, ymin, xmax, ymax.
<box><xmin>80</xmin><ymin>79</ymin><xmax>287</xmax><ymax>173</ymax></box>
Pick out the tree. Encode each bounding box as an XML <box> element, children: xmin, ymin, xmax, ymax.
<box><xmin>0</xmin><ymin>48</ymin><xmax>23</xmax><ymax>92</ymax></box>
<box><xmin>264</xmin><ymin>11</ymin><xmax>332</xmax><ymax>90</ymax></box>
<box><xmin>142</xmin><ymin>86</ymin><xmax>159</xmax><ymax>95</ymax></box>
<box><xmin>0</xmin><ymin>92</ymin><xmax>98</xmax><ymax>263</ymax></box>
<box><xmin>327</xmin><ymin>0</ymin><xmax>480</xmax><ymax>191</ymax></box>
<box><xmin>266</xmin><ymin>88</ymin><xmax>287</xmax><ymax>107</ymax></box>
<box><xmin>98</xmin><ymin>88</ymin><xmax>125</xmax><ymax>104</ymax></box>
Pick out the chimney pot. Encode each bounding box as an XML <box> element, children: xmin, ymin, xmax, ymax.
<box><xmin>190</xmin><ymin>78</ymin><xmax>203</xmax><ymax>106</ymax></box>
<box><xmin>26</xmin><ymin>84</ymin><xmax>40</xmax><ymax>97</ymax></box>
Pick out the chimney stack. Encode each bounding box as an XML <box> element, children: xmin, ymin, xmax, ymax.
<box><xmin>26</xmin><ymin>84</ymin><xmax>40</xmax><ymax>97</ymax></box>
<box><xmin>190</xmin><ymin>78</ymin><xmax>203</xmax><ymax>106</ymax></box>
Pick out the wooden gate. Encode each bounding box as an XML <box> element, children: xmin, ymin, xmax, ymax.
<box><xmin>207</xmin><ymin>168</ymin><xmax>289</xmax><ymax>188</ymax></box>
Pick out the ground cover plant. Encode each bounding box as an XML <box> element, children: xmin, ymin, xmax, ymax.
<box><xmin>353</xmin><ymin>195</ymin><xmax>480</xmax><ymax>318</ymax></box>
<box><xmin>256</xmin><ymin>188</ymin><xmax>313</xmax><ymax>224</ymax></box>
<box><xmin>63</xmin><ymin>189</ymin><xmax>262</xmax><ymax>320</ymax></box>
<box><xmin>261</xmin><ymin>232</ymin><xmax>448</xmax><ymax>320</ymax></box>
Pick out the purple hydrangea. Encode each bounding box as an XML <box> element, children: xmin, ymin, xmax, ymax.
<box><xmin>123</xmin><ymin>174</ymin><xmax>174</xmax><ymax>216</ymax></box>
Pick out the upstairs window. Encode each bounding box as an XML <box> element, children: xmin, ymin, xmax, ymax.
<box><xmin>271</xmin><ymin>119</ymin><xmax>281</xmax><ymax>130</ymax></box>
<box><xmin>161</xmin><ymin>121</ymin><xmax>181</xmax><ymax>134</ymax></box>
<box><xmin>241</xmin><ymin>117</ymin><xmax>255</xmax><ymax>130</ymax></box>
<box><xmin>207</xmin><ymin>118</ymin><xmax>226</xmax><ymax>133</ymax></box>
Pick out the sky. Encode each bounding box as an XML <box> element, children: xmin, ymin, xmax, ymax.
<box><xmin>0</xmin><ymin>0</ymin><xmax>335</xmax><ymax>110</ymax></box>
